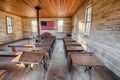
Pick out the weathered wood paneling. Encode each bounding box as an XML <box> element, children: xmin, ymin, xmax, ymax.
<box><xmin>73</xmin><ymin>0</ymin><xmax>120</xmax><ymax>77</ymax></box>
<box><xmin>91</xmin><ymin>0</ymin><xmax>120</xmax><ymax>77</ymax></box>
<box><xmin>0</xmin><ymin>11</ymin><xmax>23</xmax><ymax>44</ymax></box>
<box><xmin>22</xmin><ymin>18</ymin><xmax>72</xmax><ymax>38</ymax></box>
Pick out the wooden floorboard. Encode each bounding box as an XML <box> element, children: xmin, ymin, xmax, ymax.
<box><xmin>0</xmin><ymin>40</ymin><xmax>119</xmax><ymax>80</ymax></box>
<box><xmin>46</xmin><ymin>40</ymin><xmax>68</xmax><ymax>80</ymax></box>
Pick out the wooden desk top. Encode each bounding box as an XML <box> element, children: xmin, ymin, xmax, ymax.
<box><xmin>39</xmin><ymin>39</ymin><xmax>54</xmax><ymax>46</ymax></box>
<box><xmin>0</xmin><ymin>70</ymin><xmax>6</xmax><ymax>76</ymax></box>
<box><xmin>64</xmin><ymin>39</ymin><xmax>76</xmax><ymax>42</ymax></box>
<box><xmin>69</xmin><ymin>51</ymin><xmax>88</xmax><ymax>54</ymax></box>
<box><xmin>32</xmin><ymin>47</ymin><xmax>50</xmax><ymax>51</ymax></box>
<box><xmin>36</xmin><ymin>45</ymin><xmax>50</xmax><ymax>48</ymax></box>
<box><xmin>64</xmin><ymin>37</ymin><xmax>72</xmax><ymax>39</ymax></box>
<box><xmin>19</xmin><ymin>51</ymin><xmax>46</xmax><ymax>64</ymax></box>
<box><xmin>70</xmin><ymin>54</ymin><xmax>103</xmax><ymax>66</ymax></box>
<box><xmin>35</xmin><ymin>44</ymin><xmax>51</xmax><ymax>47</ymax></box>
<box><xmin>66</xmin><ymin>46</ymin><xmax>84</xmax><ymax>52</ymax></box>
<box><xmin>64</xmin><ymin>38</ymin><xmax>72</xmax><ymax>40</ymax></box>
<box><xmin>8</xmin><ymin>44</ymin><xmax>34</xmax><ymax>48</ymax></box>
<box><xmin>9</xmin><ymin>45</ymin><xmax>50</xmax><ymax>52</ymax></box>
<box><xmin>65</xmin><ymin>42</ymin><xmax>77</xmax><ymax>44</ymax></box>
<box><xmin>65</xmin><ymin>42</ymin><xmax>81</xmax><ymax>46</ymax></box>
<box><xmin>64</xmin><ymin>37</ymin><xmax>71</xmax><ymax>38</ymax></box>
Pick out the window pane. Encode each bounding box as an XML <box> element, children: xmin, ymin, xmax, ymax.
<box><xmin>7</xmin><ymin>26</ymin><xmax>13</xmax><ymax>33</ymax></box>
<box><xmin>74</xmin><ymin>17</ymin><xmax>77</xmax><ymax>33</ymax></box>
<box><xmin>87</xmin><ymin>15</ymin><xmax>90</xmax><ymax>22</ymax></box>
<box><xmin>58</xmin><ymin>20</ymin><xmax>63</xmax><ymax>26</ymax></box>
<box><xmin>85</xmin><ymin>23</ymin><xmax>89</xmax><ymax>35</ymax></box>
<box><xmin>31</xmin><ymin>20</ymin><xmax>37</xmax><ymax>32</ymax></box>
<box><xmin>86</xmin><ymin>22</ymin><xmax>91</xmax><ymax>35</ymax></box>
<box><xmin>6</xmin><ymin>17</ymin><xmax>13</xmax><ymax>33</ymax></box>
<box><xmin>87</xmin><ymin>15</ymin><xmax>91</xmax><ymax>22</ymax></box>
<box><xmin>7</xmin><ymin>17</ymin><xmax>12</xmax><ymax>25</ymax></box>
<box><xmin>85</xmin><ymin>6</ymin><xmax>92</xmax><ymax>35</ymax></box>
<box><xmin>58</xmin><ymin>20</ymin><xmax>64</xmax><ymax>32</ymax></box>
<box><xmin>87</xmin><ymin>7</ymin><xmax>92</xmax><ymax>15</ymax></box>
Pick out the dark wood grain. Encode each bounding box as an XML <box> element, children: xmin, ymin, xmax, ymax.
<box><xmin>19</xmin><ymin>51</ymin><xmax>46</xmax><ymax>63</ymax></box>
<box><xmin>66</xmin><ymin>46</ymin><xmax>84</xmax><ymax>52</ymax></box>
<box><xmin>33</xmin><ymin>46</ymin><xmax>50</xmax><ymax>51</ymax></box>
<box><xmin>8</xmin><ymin>44</ymin><xmax>34</xmax><ymax>48</ymax></box>
<box><xmin>65</xmin><ymin>42</ymin><xmax>81</xmax><ymax>46</ymax></box>
<box><xmin>70</xmin><ymin>54</ymin><xmax>103</xmax><ymax>66</ymax></box>
<box><xmin>64</xmin><ymin>38</ymin><xmax>76</xmax><ymax>42</ymax></box>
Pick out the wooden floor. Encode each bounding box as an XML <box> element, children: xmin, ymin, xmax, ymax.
<box><xmin>0</xmin><ymin>39</ymin><xmax>119</xmax><ymax>80</ymax></box>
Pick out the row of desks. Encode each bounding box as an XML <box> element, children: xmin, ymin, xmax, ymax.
<box><xmin>7</xmin><ymin>38</ymin><xmax>56</xmax><ymax>64</ymax></box>
<box><xmin>0</xmin><ymin>38</ymin><xmax>56</xmax><ymax>80</ymax></box>
<box><xmin>63</xmin><ymin>37</ymin><xmax>84</xmax><ymax>57</ymax></box>
<box><xmin>8</xmin><ymin>38</ymin><xmax>55</xmax><ymax>58</ymax></box>
<box><xmin>0</xmin><ymin>51</ymin><xmax>47</xmax><ymax>80</ymax></box>
<box><xmin>63</xmin><ymin>37</ymin><xmax>104</xmax><ymax>80</ymax></box>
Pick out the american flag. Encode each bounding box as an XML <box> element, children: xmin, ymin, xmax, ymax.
<box><xmin>41</xmin><ymin>21</ymin><xmax>54</xmax><ymax>30</ymax></box>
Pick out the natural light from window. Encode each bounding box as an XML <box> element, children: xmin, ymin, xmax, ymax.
<box><xmin>85</xmin><ymin>5</ymin><xmax>92</xmax><ymax>35</ymax></box>
<box><xmin>6</xmin><ymin>17</ymin><xmax>13</xmax><ymax>34</ymax></box>
<box><xmin>31</xmin><ymin>20</ymin><xmax>37</xmax><ymax>32</ymax></box>
<box><xmin>58</xmin><ymin>20</ymin><xmax>64</xmax><ymax>32</ymax></box>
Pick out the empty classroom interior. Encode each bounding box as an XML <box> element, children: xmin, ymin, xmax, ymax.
<box><xmin>0</xmin><ymin>0</ymin><xmax>120</xmax><ymax>80</ymax></box>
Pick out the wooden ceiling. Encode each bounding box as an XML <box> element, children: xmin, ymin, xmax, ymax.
<box><xmin>0</xmin><ymin>0</ymin><xmax>86</xmax><ymax>18</ymax></box>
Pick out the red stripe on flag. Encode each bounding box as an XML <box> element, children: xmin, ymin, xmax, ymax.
<box><xmin>41</xmin><ymin>21</ymin><xmax>54</xmax><ymax>30</ymax></box>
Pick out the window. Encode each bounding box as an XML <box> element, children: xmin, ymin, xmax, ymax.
<box><xmin>85</xmin><ymin>5</ymin><xmax>92</xmax><ymax>35</ymax></box>
<box><xmin>73</xmin><ymin>16</ymin><xmax>77</xmax><ymax>33</ymax></box>
<box><xmin>31</xmin><ymin>20</ymin><xmax>37</xmax><ymax>32</ymax></box>
<box><xmin>6</xmin><ymin>17</ymin><xmax>13</xmax><ymax>34</ymax></box>
<box><xmin>72</xmin><ymin>16</ymin><xmax>77</xmax><ymax>40</ymax></box>
<box><xmin>58</xmin><ymin>20</ymin><xmax>64</xmax><ymax>32</ymax></box>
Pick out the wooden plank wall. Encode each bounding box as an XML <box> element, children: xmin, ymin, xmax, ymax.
<box><xmin>22</xmin><ymin>18</ymin><xmax>72</xmax><ymax>38</ymax></box>
<box><xmin>0</xmin><ymin>9</ymin><xmax>73</xmax><ymax>44</ymax></box>
<box><xmin>0</xmin><ymin>11</ymin><xmax>23</xmax><ymax>44</ymax></box>
<box><xmin>73</xmin><ymin>0</ymin><xmax>120</xmax><ymax>77</ymax></box>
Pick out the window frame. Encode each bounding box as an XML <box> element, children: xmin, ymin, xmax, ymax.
<box><xmin>84</xmin><ymin>5</ymin><xmax>92</xmax><ymax>36</ymax></box>
<box><xmin>57</xmin><ymin>19</ymin><xmax>64</xmax><ymax>32</ymax></box>
<box><xmin>6</xmin><ymin>16</ymin><xmax>13</xmax><ymax>34</ymax></box>
<box><xmin>31</xmin><ymin>20</ymin><xmax>37</xmax><ymax>33</ymax></box>
<box><xmin>73</xmin><ymin>16</ymin><xmax>77</xmax><ymax>33</ymax></box>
